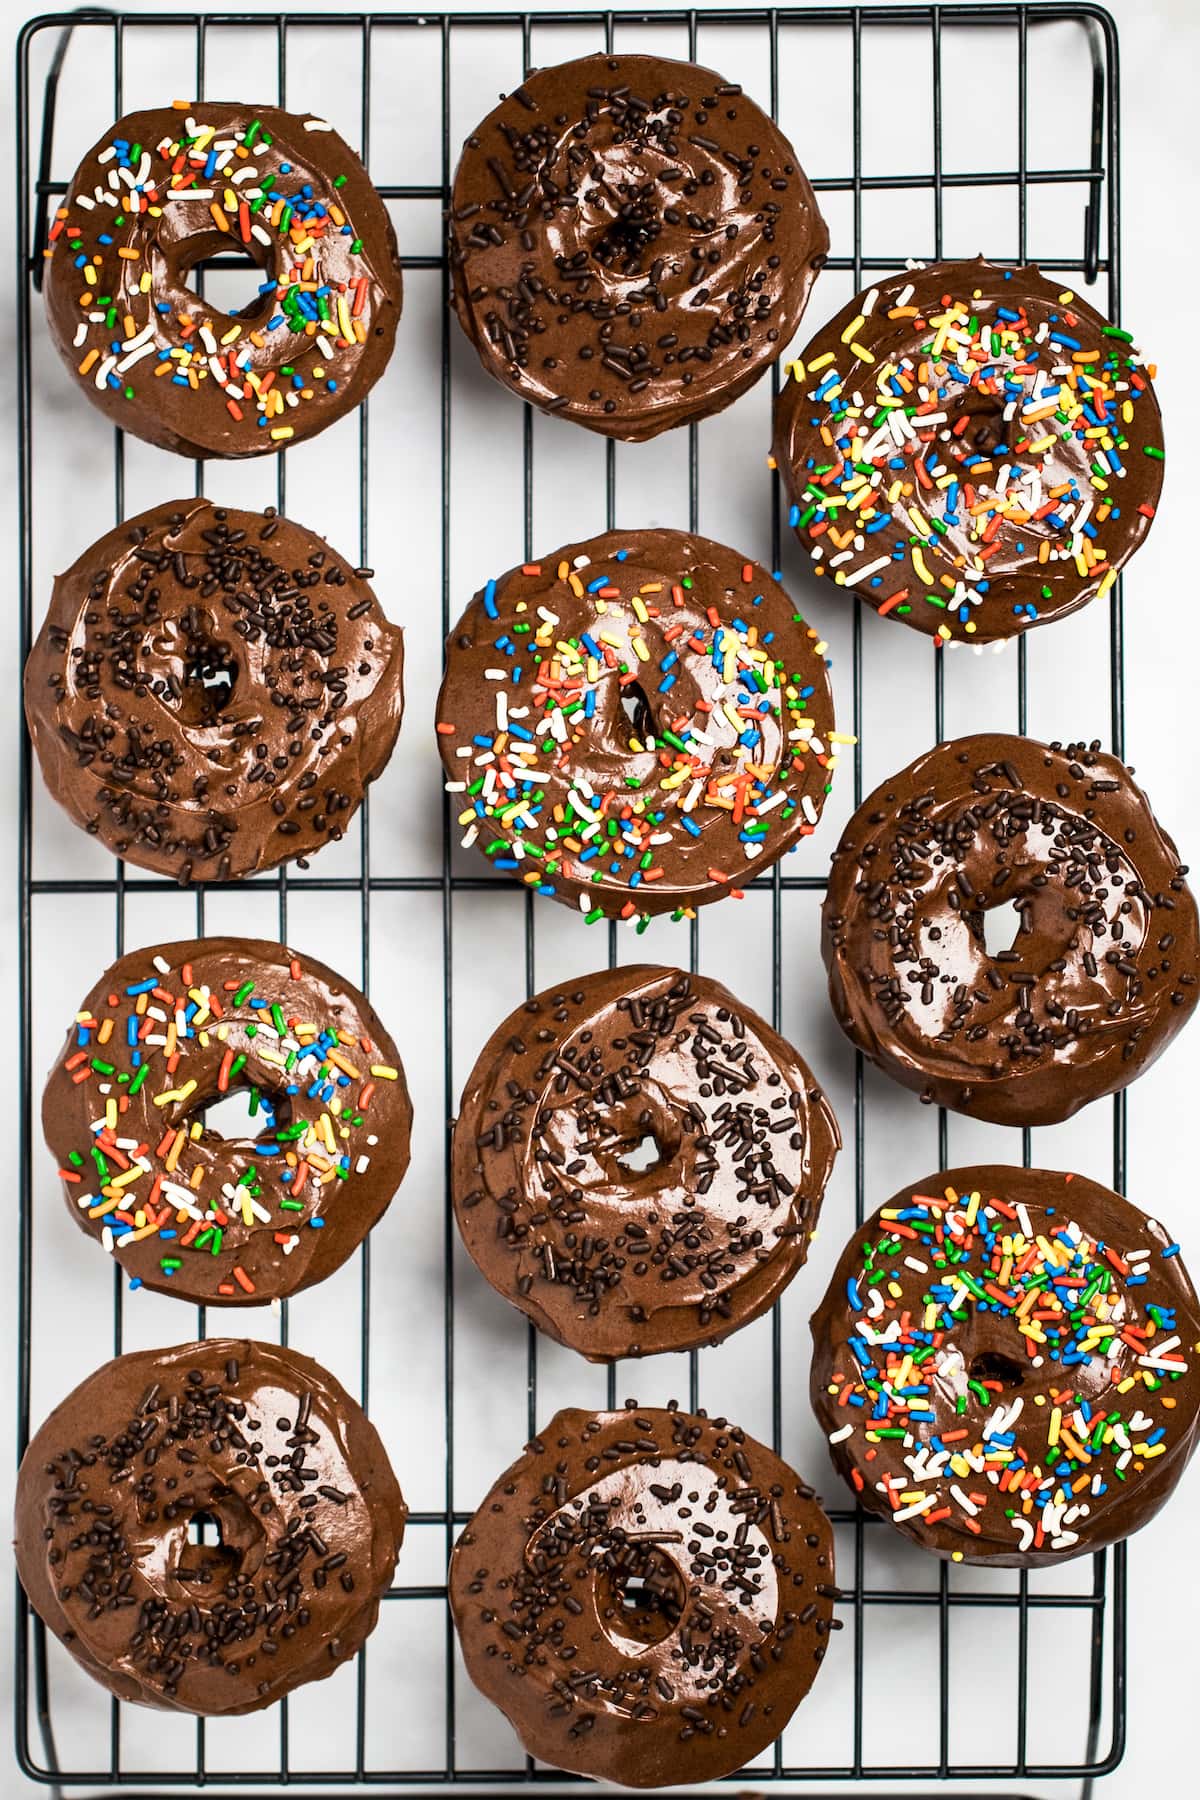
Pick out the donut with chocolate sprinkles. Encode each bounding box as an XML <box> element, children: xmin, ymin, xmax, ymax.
<box><xmin>822</xmin><ymin>734</ymin><xmax>1200</xmax><ymax>1125</ymax></box>
<box><xmin>15</xmin><ymin>1338</ymin><xmax>407</xmax><ymax>1713</ymax></box>
<box><xmin>449</xmin><ymin>1403</ymin><xmax>838</xmax><ymax>1785</ymax></box>
<box><xmin>452</xmin><ymin>965</ymin><xmax>838</xmax><ymax>1359</ymax></box>
<box><xmin>42</xmin><ymin>937</ymin><xmax>412</xmax><ymax>1305</ymax></box>
<box><xmin>24</xmin><ymin>498</ymin><xmax>404</xmax><ymax>883</ymax></box>
<box><xmin>449</xmin><ymin>53</ymin><xmax>828</xmax><ymax>439</ymax></box>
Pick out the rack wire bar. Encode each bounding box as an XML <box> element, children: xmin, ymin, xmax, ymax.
<box><xmin>16</xmin><ymin>6</ymin><xmax>1128</xmax><ymax>1798</ymax></box>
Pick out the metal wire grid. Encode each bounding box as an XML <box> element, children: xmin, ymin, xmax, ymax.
<box><xmin>13</xmin><ymin>6</ymin><xmax>1130</xmax><ymax>1797</ymax></box>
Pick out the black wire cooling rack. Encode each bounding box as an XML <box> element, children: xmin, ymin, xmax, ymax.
<box><xmin>15</xmin><ymin>6</ymin><xmax>1132</xmax><ymax>1798</ymax></box>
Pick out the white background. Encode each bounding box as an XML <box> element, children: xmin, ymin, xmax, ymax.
<box><xmin>2</xmin><ymin>1</ymin><xmax>1197</xmax><ymax>1796</ymax></box>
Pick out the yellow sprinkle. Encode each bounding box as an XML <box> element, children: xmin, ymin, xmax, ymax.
<box><xmin>370</xmin><ymin>1064</ymin><xmax>399</xmax><ymax>1080</ymax></box>
<box><xmin>154</xmin><ymin>1080</ymin><xmax>197</xmax><ymax>1108</ymax></box>
<box><xmin>270</xmin><ymin>426</ymin><xmax>294</xmax><ymax>440</ymax></box>
<box><xmin>840</xmin><ymin>313</ymin><xmax>866</xmax><ymax>344</ymax></box>
<box><xmin>911</xmin><ymin>545</ymin><xmax>934</xmax><ymax>586</ymax></box>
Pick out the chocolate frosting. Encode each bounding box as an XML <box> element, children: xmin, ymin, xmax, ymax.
<box><xmin>822</xmin><ymin>734</ymin><xmax>1200</xmax><ymax>1125</ymax></box>
<box><xmin>45</xmin><ymin>103</ymin><xmax>402</xmax><ymax>458</ymax></box>
<box><xmin>15</xmin><ymin>1338</ymin><xmax>406</xmax><ymax>1713</ymax></box>
<box><xmin>25</xmin><ymin>498</ymin><xmax>404</xmax><ymax>883</ymax></box>
<box><xmin>810</xmin><ymin>1166</ymin><xmax>1200</xmax><ymax>1565</ymax></box>
<box><xmin>436</xmin><ymin>528</ymin><xmax>841</xmax><ymax>923</ymax></box>
<box><xmin>449</xmin><ymin>53</ymin><xmax>828</xmax><ymax>440</ymax></box>
<box><xmin>453</xmin><ymin>965</ymin><xmax>839</xmax><ymax>1359</ymax></box>
<box><xmin>42</xmin><ymin>937</ymin><xmax>412</xmax><ymax>1305</ymax></box>
<box><xmin>773</xmin><ymin>258</ymin><xmax>1163</xmax><ymax>642</ymax></box>
<box><xmin>449</xmin><ymin>1404</ymin><xmax>837</xmax><ymax>1785</ymax></box>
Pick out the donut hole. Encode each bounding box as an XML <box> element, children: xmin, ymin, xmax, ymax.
<box><xmin>182</xmin><ymin>636</ymin><xmax>239</xmax><ymax>720</ymax></box>
<box><xmin>176</xmin><ymin>1509</ymin><xmax>239</xmax><ymax>1586</ymax></box>
<box><xmin>615</xmin><ymin>1131</ymin><xmax>665</xmax><ymax>1176</ymax></box>
<box><xmin>619</xmin><ymin>681</ymin><xmax>656</xmax><ymax>746</ymax></box>
<box><xmin>943</xmin><ymin>387</ymin><xmax>1012</xmax><ymax>462</ymax></box>
<box><xmin>175</xmin><ymin>230</ymin><xmax>276</xmax><ymax>325</ymax></box>
<box><xmin>969</xmin><ymin>1349</ymin><xmax>1026</xmax><ymax>1391</ymax></box>
<box><xmin>597</xmin><ymin>1549</ymin><xmax>686</xmax><ymax>1647</ymax></box>
<box><xmin>588</xmin><ymin>186</ymin><xmax>665</xmax><ymax>276</ymax></box>
<box><xmin>979</xmin><ymin>897</ymin><xmax>1025</xmax><ymax>958</ymax></box>
<box><xmin>196</xmin><ymin>1084</ymin><xmax>291</xmax><ymax>1144</ymax></box>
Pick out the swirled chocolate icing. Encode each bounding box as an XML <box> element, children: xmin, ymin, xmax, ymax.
<box><xmin>810</xmin><ymin>1166</ymin><xmax>1200</xmax><ymax>1565</ymax></box>
<box><xmin>42</xmin><ymin>937</ymin><xmax>411</xmax><ymax>1305</ymax></box>
<box><xmin>15</xmin><ymin>1338</ymin><xmax>407</xmax><ymax>1713</ymax></box>
<box><xmin>822</xmin><ymin>734</ymin><xmax>1199</xmax><ymax>1125</ymax></box>
<box><xmin>25</xmin><ymin>498</ymin><xmax>404</xmax><ymax>882</ymax></box>
<box><xmin>449</xmin><ymin>1403</ymin><xmax>837</xmax><ymax>1785</ymax></box>
<box><xmin>773</xmin><ymin>259</ymin><xmax>1163</xmax><ymax>642</ymax></box>
<box><xmin>449</xmin><ymin>53</ymin><xmax>828</xmax><ymax>439</ymax></box>
<box><xmin>45</xmin><ymin>103</ymin><xmax>402</xmax><ymax>458</ymax></box>
<box><xmin>436</xmin><ymin>528</ymin><xmax>841</xmax><ymax>923</ymax></box>
<box><xmin>453</xmin><ymin>965</ymin><xmax>839</xmax><ymax>1358</ymax></box>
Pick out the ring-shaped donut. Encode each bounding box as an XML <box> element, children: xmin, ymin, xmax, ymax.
<box><xmin>42</xmin><ymin>937</ymin><xmax>412</xmax><ymax>1305</ymax></box>
<box><xmin>773</xmin><ymin>259</ymin><xmax>1163</xmax><ymax>643</ymax></box>
<box><xmin>449</xmin><ymin>1403</ymin><xmax>837</xmax><ymax>1785</ymax></box>
<box><xmin>46</xmin><ymin>103</ymin><xmax>402</xmax><ymax>457</ymax></box>
<box><xmin>436</xmin><ymin>528</ymin><xmax>840</xmax><ymax>923</ymax></box>
<box><xmin>449</xmin><ymin>53</ymin><xmax>828</xmax><ymax>439</ymax></box>
<box><xmin>15</xmin><ymin>1338</ymin><xmax>407</xmax><ymax>1713</ymax></box>
<box><xmin>810</xmin><ymin>1165</ymin><xmax>1200</xmax><ymax>1564</ymax></box>
<box><xmin>25</xmin><ymin>498</ymin><xmax>404</xmax><ymax>883</ymax></box>
<box><xmin>821</xmin><ymin>733</ymin><xmax>1200</xmax><ymax>1125</ymax></box>
<box><xmin>453</xmin><ymin>964</ymin><xmax>839</xmax><ymax>1358</ymax></box>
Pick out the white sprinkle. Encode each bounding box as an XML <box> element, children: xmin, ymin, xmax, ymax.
<box><xmin>116</xmin><ymin>341</ymin><xmax>157</xmax><ymax>373</ymax></box>
<box><xmin>829</xmin><ymin>1423</ymin><xmax>854</xmax><ymax>1445</ymax></box>
<box><xmin>841</xmin><ymin>554</ymin><xmax>892</xmax><ymax>588</ymax></box>
<box><xmin>892</xmin><ymin>1494</ymin><xmax>938</xmax><ymax>1523</ymax></box>
<box><xmin>304</xmin><ymin>118</ymin><xmax>333</xmax><ymax>131</ymax></box>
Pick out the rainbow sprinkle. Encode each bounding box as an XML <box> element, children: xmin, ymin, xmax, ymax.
<box><xmin>782</xmin><ymin>270</ymin><xmax>1161</xmax><ymax>640</ymax></box>
<box><xmin>56</xmin><ymin>948</ymin><xmax>392</xmax><ymax>1297</ymax></box>
<box><xmin>437</xmin><ymin>543</ymin><xmax>851</xmax><ymax>927</ymax></box>
<box><xmin>822</xmin><ymin>1179</ymin><xmax>1196</xmax><ymax>1556</ymax></box>
<box><xmin>47</xmin><ymin>104</ymin><xmax>382</xmax><ymax>438</ymax></box>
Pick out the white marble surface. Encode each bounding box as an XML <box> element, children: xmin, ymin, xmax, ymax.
<box><xmin>2</xmin><ymin>1</ymin><xmax>1196</xmax><ymax>1795</ymax></box>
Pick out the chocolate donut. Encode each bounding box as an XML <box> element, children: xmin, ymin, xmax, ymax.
<box><xmin>449</xmin><ymin>53</ymin><xmax>828</xmax><ymax>440</ymax></box>
<box><xmin>453</xmin><ymin>965</ymin><xmax>839</xmax><ymax>1359</ymax></box>
<box><xmin>25</xmin><ymin>498</ymin><xmax>404</xmax><ymax>883</ymax></box>
<box><xmin>449</xmin><ymin>1403</ymin><xmax>837</xmax><ymax>1785</ymax></box>
<box><xmin>436</xmin><ymin>528</ymin><xmax>842</xmax><ymax>924</ymax></box>
<box><xmin>773</xmin><ymin>259</ymin><xmax>1163</xmax><ymax>642</ymax></box>
<box><xmin>42</xmin><ymin>937</ymin><xmax>411</xmax><ymax>1305</ymax></box>
<box><xmin>822</xmin><ymin>734</ymin><xmax>1200</xmax><ymax>1125</ymax></box>
<box><xmin>45</xmin><ymin>103</ymin><xmax>401</xmax><ymax>457</ymax></box>
<box><xmin>15</xmin><ymin>1338</ymin><xmax>406</xmax><ymax>1712</ymax></box>
<box><xmin>810</xmin><ymin>1166</ymin><xmax>1200</xmax><ymax>1565</ymax></box>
